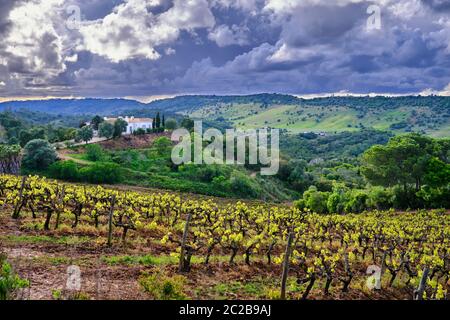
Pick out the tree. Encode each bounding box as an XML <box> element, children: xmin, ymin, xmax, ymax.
<box><xmin>98</xmin><ymin>122</ymin><xmax>114</xmax><ymax>139</ymax></box>
<box><xmin>22</xmin><ymin>139</ymin><xmax>57</xmax><ymax>170</ymax></box>
<box><xmin>76</xmin><ymin>126</ymin><xmax>94</xmax><ymax>144</ymax></box>
<box><xmin>180</xmin><ymin>118</ymin><xmax>194</xmax><ymax>131</ymax></box>
<box><xmin>165</xmin><ymin>118</ymin><xmax>177</xmax><ymax>130</ymax></box>
<box><xmin>91</xmin><ymin>115</ymin><xmax>104</xmax><ymax>131</ymax></box>
<box><xmin>361</xmin><ymin>134</ymin><xmax>439</xmax><ymax>191</ymax></box>
<box><xmin>113</xmin><ymin>118</ymin><xmax>128</xmax><ymax>138</ymax></box>
<box><xmin>155</xmin><ymin>112</ymin><xmax>161</xmax><ymax>129</ymax></box>
<box><xmin>19</xmin><ymin>128</ymin><xmax>46</xmax><ymax>147</ymax></box>
<box><xmin>424</xmin><ymin>157</ymin><xmax>450</xmax><ymax>187</ymax></box>
<box><xmin>162</xmin><ymin>114</ymin><xmax>165</xmax><ymax>128</ymax></box>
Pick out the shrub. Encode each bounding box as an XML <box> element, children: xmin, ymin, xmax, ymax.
<box><xmin>416</xmin><ymin>185</ymin><xmax>450</xmax><ymax>209</ymax></box>
<box><xmin>79</xmin><ymin>162</ymin><xmax>123</xmax><ymax>184</ymax></box>
<box><xmin>49</xmin><ymin>161</ymin><xmax>80</xmax><ymax>181</ymax></box>
<box><xmin>139</xmin><ymin>271</ymin><xmax>186</xmax><ymax>300</ymax></box>
<box><xmin>85</xmin><ymin>144</ymin><xmax>105</xmax><ymax>162</ymax></box>
<box><xmin>153</xmin><ymin>136</ymin><xmax>172</xmax><ymax>156</ymax></box>
<box><xmin>296</xmin><ymin>186</ymin><xmax>330</xmax><ymax>214</ymax></box>
<box><xmin>366</xmin><ymin>187</ymin><xmax>394</xmax><ymax>210</ymax></box>
<box><xmin>230</xmin><ymin>171</ymin><xmax>261</xmax><ymax>198</ymax></box>
<box><xmin>344</xmin><ymin>190</ymin><xmax>368</xmax><ymax>213</ymax></box>
<box><xmin>0</xmin><ymin>253</ymin><xmax>29</xmax><ymax>300</ymax></box>
<box><xmin>22</xmin><ymin>139</ymin><xmax>57</xmax><ymax>170</ymax></box>
<box><xmin>326</xmin><ymin>184</ymin><xmax>349</xmax><ymax>214</ymax></box>
<box><xmin>133</xmin><ymin>128</ymin><xmax>146</xmax><ymax>136</ymax></box>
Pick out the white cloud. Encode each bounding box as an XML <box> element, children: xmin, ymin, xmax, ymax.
<box><xmin>79</xmin><ymin>0</ymin><xmax>215</xmax><ymax>62</ymax></box>
<box><xmin>211</xmin><ymin>0</ymin><xmax>261</xmax><ymax>12</ymax></box>
<box><xmin>420</xmin><ymin>83</ymin><xmax>450</xmax><ymax>96</ymax></box>
<box><xmin>4</xmin><ymin>0</ymin><xmax>70</xmax><ymax>78</ymax></box>
<box><xmin>208</xmin><ymin>24</ymin><xmax>249</xmax><ymax>47</ymax></box>
<box><xmin>268</xmin><ymin>43</ymin><xmax>326</xmax><ymax>63</ymax></box>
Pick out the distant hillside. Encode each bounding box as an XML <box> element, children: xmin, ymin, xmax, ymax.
<box><xmin>0</xmin><ymin>94</ymin><xmax>449</xmax><ymax>136</ymax></box>
<box><xmin>186</xmin><ymin>95</ymin><xmax>450</xmax><ymax>137</ymax></box>
<box><xmin>145</xmin><ymin>93</ymin><xmax>301</xmax><ymax>113</ymax></box>
<box><xmin>0</xmin><ymin>98</ymin><xmax>146</xmax><ymax>115</ymax></box>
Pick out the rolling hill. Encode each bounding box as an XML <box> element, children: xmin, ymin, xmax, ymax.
<box><xmin>0</xmin><ymin>94</ymin><xmax>449</xmax><ymax>136</ymax></box>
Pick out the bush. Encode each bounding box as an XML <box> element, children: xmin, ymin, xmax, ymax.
<box><xmin>344</xmin><ymin>190</ymin><xmax>368</xmax><ymax>213</ymax></box>
<box><xmin>366</xmin><ymin>187</ymin><xmax>394</xmax><ymax>210</ymax></box>
<box><xmin>326</xmin><ymin>183</ymin><xmax>348</xmax><ymax>214</ymax></box>
<box><xmin>416</xmin><ymin>185</ymin><xmax>450</xmax><ymax>209</ymax></box>
<box><xmin>230</xmin><ymin>171</ymin><xmax>261</xmax><ymax>198</ymax></box>
<box><xmin>153</xmin><ymin>136</ymin><xmax>172</xmax><ymax>156</ymax></box>
<box><xmin>296</xmin><ymin>186</ymin><xmax>330</xmax><ymax>214</ymax></box>
<box><xmin>0</xmin><ymin>253</ymin><xmax>29</xmax><ymax>300</ymax></box>
<box><xmin>139</xmin><ymin>271</ymin><xmax>186</xmax><ymax>300</ymax></box>
<box><xmin>133</xmin><ymin>128</ymin><xmax>146</xmax><ymax>136</ymax></box>
<box><xmin>79</xmin><ymin>162</ymin><xmax>123</xmax><ymax>184</ymax></box>
<box><xmin>85</xmin><ymin>144</ymin><xmax>105</xmax><ymax>162</ymax></box>
<box><xmin>49</xmin><ymin>161</ymin><xmax>80</xmax><ymax>181</ymax></box>
<box><xmin>22</xmin><ymin>139</ymin><xmax>57</xmax><ymax>170</ymax></box>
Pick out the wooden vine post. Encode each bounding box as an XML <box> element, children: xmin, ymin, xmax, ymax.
<box><xmin>179</xmin><ymin>211</ymin><xmax>193</xmax><ymax>273</ymax></box>
<box><xmin>414</xmin><ymin>266</ymin><xmax>430</xmax><ymax>300</ymax></box>
<box><xmin>107</xmin><ymin>195</ymin><xmax>116</xmax><ymax>247</ymax></box>
<box><xmin>280</xmin><ymin>231</ymin><xmax>295</xmax><ymax>300</ymax></box>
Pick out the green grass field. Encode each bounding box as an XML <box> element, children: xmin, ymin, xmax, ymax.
<box><xmin>189</xmin><ymin>103</ymin><xmax>449</xmax><ymax>136</ymax></box>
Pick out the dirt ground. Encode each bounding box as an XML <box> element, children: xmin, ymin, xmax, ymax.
<box><xmin>0</xmin><ymin>212</ymin><xmax>417</xmax><ymax>301</ymax></box>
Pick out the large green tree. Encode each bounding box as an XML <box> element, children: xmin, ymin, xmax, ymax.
<box><xmin>91</xmin><ymin>115</ymin><xmax>104</xmax><ymax>131</ymax></box>
<box><xmin>98</xmin><ymin>122</ymin><xmax>114</xmax><ymax>139</ymax></box>
<box><xmin>22</xmin><ymin>139</ymin><xmax>57</xmax><ymax>170</ymax></box>
<box><xmin>76</xmin><ymin>126</ymin><xmax>94</xmax><ymax>144</ymax></box>
<box><xmin>113</xmin><ymin>119</ymin><xmax>128</xmax><ymax>138</ymax></box>
<box><xmin>165</xmin><ymin>118</ymin><xmax>177</xmax><ymax>130</ymax></box>
<box><xmin>361</xmin><ymin>133</ymin><xmax>449</xmax><ymax>191</ymax></box>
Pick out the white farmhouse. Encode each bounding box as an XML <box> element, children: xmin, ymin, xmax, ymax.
<box><xmin>104</xmin><ymin>116</ymin><xmax>153</xmax><ymax>134</ymax></box>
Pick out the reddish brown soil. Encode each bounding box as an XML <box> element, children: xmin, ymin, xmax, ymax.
<box><xmin>0</xmin><ymin>211</ymin><xmax>420</xmax><ymax>301</ymax></box>
<box><xmin>97</xmin><ymin>132</ymin><xmax>172</xmax><ymax>150</ymax></box>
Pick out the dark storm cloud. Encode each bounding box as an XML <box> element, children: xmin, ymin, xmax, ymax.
<box><xmin>281</xmin><ymin>4</ymin><xmax>368</xmax><ymax>47</ymax></box>
<box><xmin>422</xmin><ymin>0</ymin><xmax>450</xmax><ymax>11</ymax></box>
<box><xmin>0</xmin><ymin>0</ymin><xmax>19</xmax><ymax>35</ymax></box>
<box><xmin>2</xmin><ymin>0</ymin><xmax>450</xmax><ymax>97</ymax></box>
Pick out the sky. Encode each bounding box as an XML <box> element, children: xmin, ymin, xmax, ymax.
<box><xmin>1</xmin><ymin>0</ymin><xmax>450</xmax><ymax>100</ymax></box>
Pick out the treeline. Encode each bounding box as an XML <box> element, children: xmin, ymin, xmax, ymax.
<box><xmin>294</xmin><ymin>133</ymin><xmax>450</xmax><ymax>212</ymax></box>
<box><xmin>304</xmin><ymin>95</ymin><xmax>450</xmax><ymax>112</ymax></box>
<box><xmin>280</xmin><ymin>129</ymin><xmax>393</xmax><ymax>162</ymax></box>
<box><xmin>0</xmin><ymin>112</ymin><xmax>78</xmax><ymax>146</ymax></box>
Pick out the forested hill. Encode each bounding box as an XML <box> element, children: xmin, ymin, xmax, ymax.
<box><xmin>0</xmin><ymin>94</ymin><xmax>299</xmax><ymax>115</ymax></box>
<box><xmin>0</xmin><ymin>94</ymin><xmax>449</xmax><ymax>136</ymax></box>
<box><xmin>0</xmin><ymin>98</ymin><xmax>146</xmax><ymax>115</ymax></box>
<box><xmin>1</xmin><ymin>94</ymin><xmax>449</xmax><ymax>114</ymax></box>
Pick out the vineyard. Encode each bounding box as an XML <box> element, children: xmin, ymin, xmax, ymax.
<box><xmin>0</xmin><ymin>174</ymin><xmax>449</xmax><ymax>300</ymax></box>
